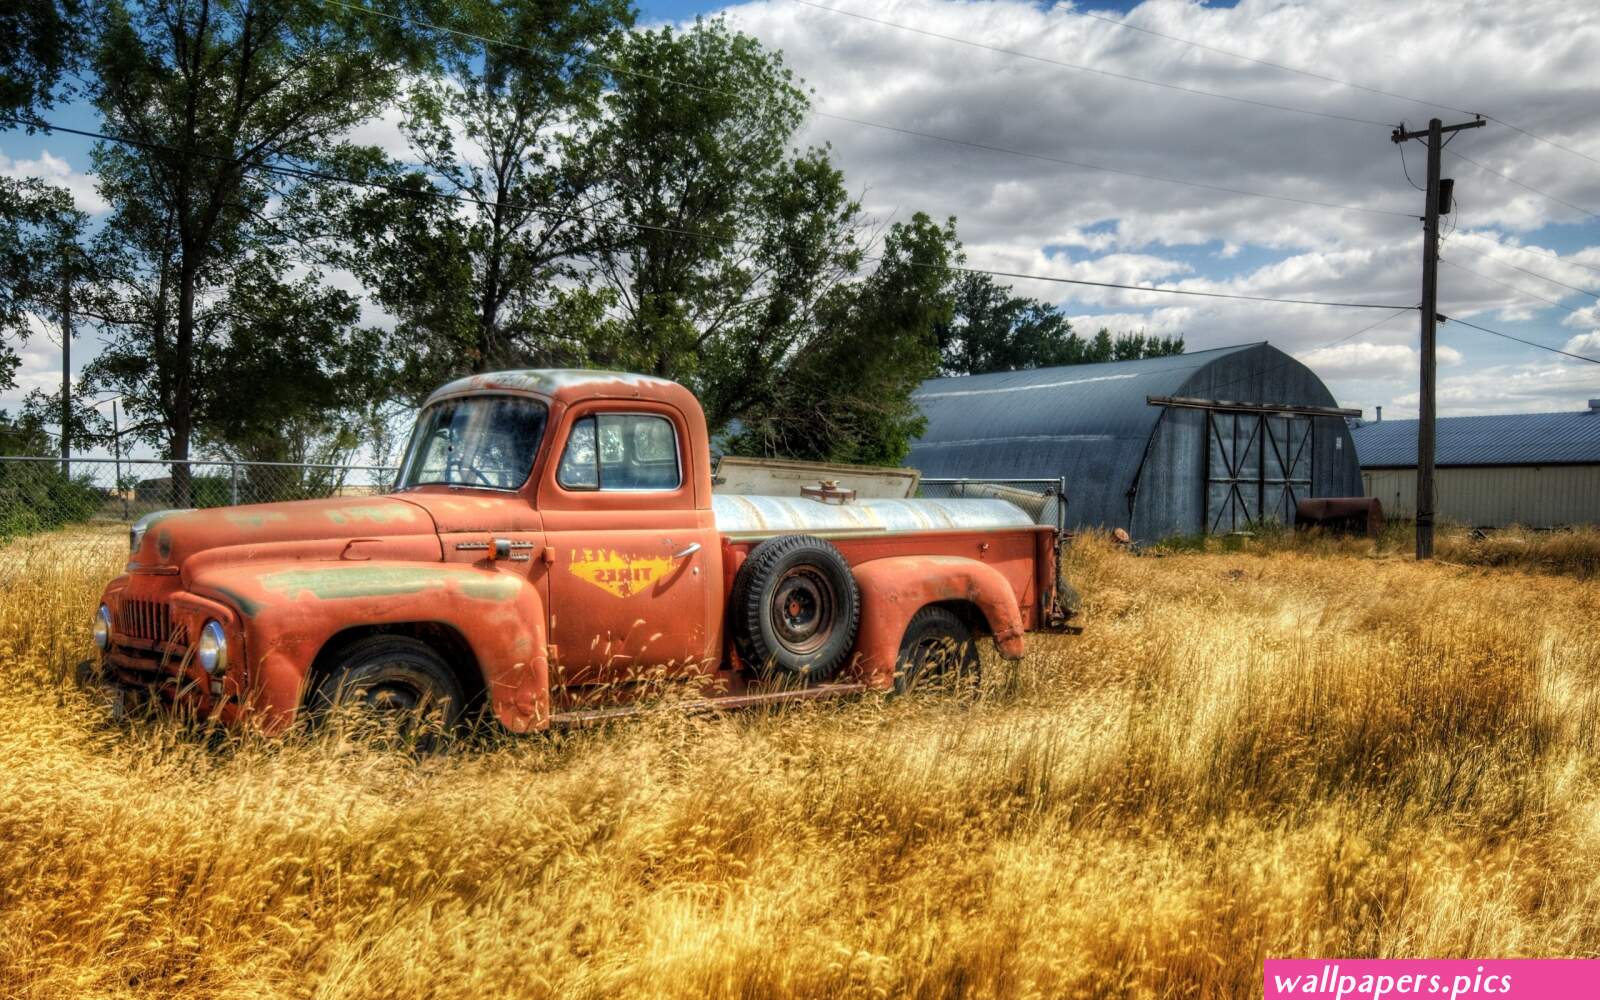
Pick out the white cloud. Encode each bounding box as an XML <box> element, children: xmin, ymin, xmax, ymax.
<box><xmin>1563</xmin><ymin>331</ymin><xmax>1600</xmax><ymax>356</ymax></box>
<box><xmin>0</xmin><ymin>149</ymin><xmax>106</xmax><ymax>214</ymax></box>
<box><xmin>709</xmin><ymin>0</ymin><xmax>1600</xmax><ymax>413</ymax></box>
<box><xmin>1299</xmin><ymin>342</ymin><xmax>1462</xmax><ymax>381</ymax></box>
<box><xmin>1391</xmin><ymin>359</ymin><xmax>1600</xmax><ymax>416</ymax></box>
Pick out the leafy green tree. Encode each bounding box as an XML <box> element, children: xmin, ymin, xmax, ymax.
<box><xmin>1150</xmin><ymin>333</ymin><xmax>1185</xmax><ymax>358</ymax></box>
<box><xmin>0</xmin><ymin>412</ymin><xmax>100</xmax><ymax>539</ymax></box>
<box><xmin>0</xmin><ymin>0</ymin><xmax>82</xmax><ymax>119</ymax></box>
<box><xmin>80</xmin><ymin>0</ymin><xmax>418</xmax><ymax>504</ymax></box>
<box><xmin>936</xmin><ymin>271</ymin><xmax>1184</xmax><ymax>374</ymax></box>
<box><xmin>0</xmin><ymin>0</ymin><xmax>88</xmax><ymax>401</ymax></box>
<box><xmin>936</xmin><ymin>271</ymin><xmax>1083</xmax><ymax>376</ymax></box>
<box><xmin>339</xmin><ymin>0</ymin><xmax>634</xmax><ymax>401</ymax></box>
<box><xmin>584</xmin><ymin>19</ymin><xmax>953</xmax><ymax>463</ymax></box>
<box><xmin>582</xmin><ymin>21</ymin><xmax>861</xmax><ymax>398</ymax></box>
<box><xmin>0</xmin><ymin>178</ymin><xmax>84</xmax><ymax>393</ymax></box>
<box><xmin>728</xmin><ymin>214</ymin><xmax>959</xmax><ymax>465</ymax></box>
<box><xmin>1086</xmin><ymin>327</ymin><xmax>1114</xmax><ymax>363</ymax></box>
<box><xmin>0</xmin><ymin>408</ymin><xmax>56</xmax><ymax>455</ymax></box>
<box><xmin>1098</xmin><ymin>329</ymin><xmax>1183</xmax><ymax>362</ymax></box>
<box><xmin>189</xmin><ymin>261</ymin><xmax>378</xmax><ymax>462</ymax></box>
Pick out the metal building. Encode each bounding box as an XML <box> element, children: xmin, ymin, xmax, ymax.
<box><xmin>909</xmin><ymin>342</ymin><xmax>1364</xmax><ymax>540</ymax></box>
<box><xmin>1351</xmin><ymin>402</ymin><xmax>1600</xmax><ymax>528</ymax></box>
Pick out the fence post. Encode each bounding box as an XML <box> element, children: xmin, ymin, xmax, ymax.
<box><xmin>230</xmin><ymin>462</ymin><xmax>240</xmax><ymax>506</ymax></box>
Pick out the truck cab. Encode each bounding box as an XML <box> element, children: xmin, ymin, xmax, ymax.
<box><xmin>89</xmin><ymin>370</ymin><xmax>1071</xmax><ymax>734</ymax></box>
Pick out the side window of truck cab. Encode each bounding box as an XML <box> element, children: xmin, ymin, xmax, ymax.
<box><xmin>543</xmin><ymin>404</ymin><xmax>713</xmax><ymax>683</ymax></box>
<box><xmin>556</xmin><ymin>413</ymin><xmax>682</xmax><ymax>491</ymax></box>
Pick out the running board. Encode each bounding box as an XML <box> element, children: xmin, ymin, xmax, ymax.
<box><xmin>550</xmin><ymin>682</ymin><xmax>871</xmax><ymax>729</ymax></box>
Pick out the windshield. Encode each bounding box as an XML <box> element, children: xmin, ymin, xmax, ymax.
<box><xmin>396</xmin><ymin>395</ymin><xmax>548</xmax><ymax>490</ymax></box>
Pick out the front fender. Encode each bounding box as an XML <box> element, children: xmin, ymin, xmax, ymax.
<box><xmin>847</xmin><ymin>555</ymin><xmax>1027</xmax><ymax>690</ymax></box>
<box><xmin>188</xmin><ymin>561</ymin><xmax>548</xmax><ymax>734</ymax></box>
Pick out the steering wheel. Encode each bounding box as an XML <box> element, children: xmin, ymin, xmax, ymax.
<box><xmin>443</xmin><ymin>456</ymin><xmax>495</xmax><ymax>487</ymax></box>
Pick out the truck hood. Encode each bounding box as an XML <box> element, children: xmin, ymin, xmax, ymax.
<box><xmin>131</xmin><ymin>496</ymin><xmax>439</xmax><ymax>569</ymax></box>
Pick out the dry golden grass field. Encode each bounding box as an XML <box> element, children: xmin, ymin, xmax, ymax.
<box><xmin>1</xmin><ymin>525</ymin><xmax>1598</xmax><ymax>999</ymax></box>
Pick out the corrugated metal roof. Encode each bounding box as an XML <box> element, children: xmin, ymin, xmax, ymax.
<box><xmin>908</xmin><ymin>342</ymin><xmax>1320</xmax><ymax>532</ymax></box>
<box><xmin>1351</xmin><ymin>409</ymin><xmax>1600</xmax><ymax>467</ymax></box>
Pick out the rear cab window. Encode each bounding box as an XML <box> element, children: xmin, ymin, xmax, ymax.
<box><xmin>557</xmin><ymin>413</ymin><xmax>682</xmax><ymax>491</ymax></box>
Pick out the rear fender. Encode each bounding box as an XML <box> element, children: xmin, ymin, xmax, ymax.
<box><xmin>187</xmin><ymin>561</ymin><xmax>549</xmax><ymax>734</ymax></box>
<box><xmin>848</xmin><ymin>555</ymin><xmax>1027</xmax><ymax>690</ymax></box>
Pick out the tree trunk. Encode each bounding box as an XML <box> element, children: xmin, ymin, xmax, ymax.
<box><xmin>476</xmin><ymin>260</ymin><xmax>500</xmax><ymax>374</ymax></box>
<box><xmin>59</xmin><ymin>244</ymin><xmax>72</xmax><ymax>479</ymax></box>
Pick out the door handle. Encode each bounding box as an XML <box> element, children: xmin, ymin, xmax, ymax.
<box><xmin>672</xmin><ymin>542</ymin><xmax>702</xmax><ymax>560</ymax></box>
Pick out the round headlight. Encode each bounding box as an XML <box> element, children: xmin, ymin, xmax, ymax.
<box><xmin>196</xmin><ymin>620</ymin><xmax>228</xmax><ymax>674</ymax></box>
<box><xmin>93</xmin><ymin>605</ymin><xmax>112</xmax><ymax>650</ymax></box>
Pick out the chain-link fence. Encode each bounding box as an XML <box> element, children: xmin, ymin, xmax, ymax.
<box><xmin>0</xmin><ymin>459</ymin><xmax>1068</xmax><ymax>590</ymax></box>
<box><xmin>919</xmin><ymin>477</ymin><xmax>1068</xmax><ymax>533</ymax></box>
<box><xmin>0</xmin><ymin>456</ymin><xmax>398</xmax><ymax>557</ymax></box>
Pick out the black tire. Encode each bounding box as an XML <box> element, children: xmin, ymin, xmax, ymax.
<box><xmin>310</xmin><ymin>635</ymin><xmax>465</xmax><ymax>747</ymax></box>
<box><xmin>731</xmin><ymin>534</ymin><xmax>861</xmax><ymax>682</ymax></box>
<box><xmin>894</xmin><ymin>606</ymin><xmax>980</xmax><ymax>695</ymax></box>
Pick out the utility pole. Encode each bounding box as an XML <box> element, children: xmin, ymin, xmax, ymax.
<box><xmin>59</xmin><ymin>243</ymin><xmax>72</xmax><ymax>479</ymax></box>
<box><xmin>1390</xmin><ymin>116</ymin><xmax>1483</xmax><ymax>560</ymax></box>
<box><xmin>112</xmin><ymin>399</ymin><xmax>126</xmax><ymax>520</ymax></box>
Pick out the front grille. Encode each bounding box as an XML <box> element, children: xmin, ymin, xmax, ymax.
<box><xmin>119</xmin><ymin>598</ymin><xmax>186</xmax><ymax>646</ymax></box>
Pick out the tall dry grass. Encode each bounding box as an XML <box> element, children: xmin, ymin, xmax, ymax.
<box><xmin>1</xmin><ymin>527</ymin><xmax>1598</xmax><ymax>998</ymax></box>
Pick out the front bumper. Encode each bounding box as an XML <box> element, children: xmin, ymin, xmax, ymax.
<box><xmin>93</xmin><ymin>577</ymin><xmax>248</xmax><ymax>724</ymax></box>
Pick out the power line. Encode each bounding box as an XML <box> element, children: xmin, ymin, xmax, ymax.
<box><xmin>791</xmin><ymin>0</ymin><xmax>1393</xmax><ymax>127</ymax></box>
<box><xmin>1440</xmin><ymin>257</ymin><xmax>1586</xmax><ymax>316</ymax></box>
<box><xmin>1443</xmin><ymin>237</ymin><xmax>1599</xmax><ymax>301</ymax></box>
<box><xmin>1298</xmin><ymin>305</ymin><xmax>1422</xmax><ymax>354</ymax></box>
<box><xmin>321</xmin><ymin>0</ymin><xmax>1416</xmax><ymax>221</ymax></box>
<box><xmin>1441</xmin><ymin>314</ymin><xmax>1600</xmax><ymax>365</ymax></box>
<box><xmin>1446</xmin><ymin>149</ymin><xmax>1600</xmax><ymax>219</ymax></box>
<box><xmin>1202</xmin><ymin>305</ymin><xmax>1419</xmax><ymax>397</ymax></box>
<box><xmin>929</xmin><ymin>260</ymin><xmax>1414</xmax><ymax>309</ymax></box>
<box><xmin>806</xmin><ymin>111</ymin><xmax>1415</xmax><ymax>218</ymax></box>
<box><xmin>1482</xmin><ymin>117</ymin><xmax>1600</xmax><ymax>172</ymax></box>
<box><xmin>1397</xmin><ymin>140</ymin><xmax>1425</xmax><ymax>192</ymax></box>
<box><xmin>1123</xmin><ymin>305</ymin><xmax>1419</xmax><ymax>399</ymax></box>
<box><xmin>4</xmin><ymin>114</ymin><xmax>1422</xmax><ymax>313</ymax></box>
<box><xmin>1076</xmin><ymin>9</ymin><xmax>1600</xmax><ymax>172</ymax></box>
<box><xmin>1076</xmin><ymin>10</ymin><xmax>1478</xmax><ymax>118</ymax></box>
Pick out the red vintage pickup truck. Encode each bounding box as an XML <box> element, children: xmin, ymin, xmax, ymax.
<box><xmin>87</xmin><ymin>370</ymin><xmax>1075</xmax><ymax>733</ymax></box>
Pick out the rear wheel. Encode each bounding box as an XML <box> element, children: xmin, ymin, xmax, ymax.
<box><xmin>894</xmin><ymin>606</ymin><xmax>980</xmax><ymax>695</ymax></box>
<box><xmin>310</xmin><ymin>636</ymin><xmax>465</xmax><ymax>749</ymax></box>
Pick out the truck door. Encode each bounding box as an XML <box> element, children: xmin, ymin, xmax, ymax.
<box><xmin>538</xmin><ymin>404</ymin><xmax>718</xmax><ymax>689</ymax></box>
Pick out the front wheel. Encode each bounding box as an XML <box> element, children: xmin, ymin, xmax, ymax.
<box><xmin>894</xmin><ymin>606</ymin><xmax>980</xmax><ymax>695</ymax></box>
<box><xmin>310</xmin><ymin>636</ymin><xmax>465</xmax><ymax>748</ymax></box>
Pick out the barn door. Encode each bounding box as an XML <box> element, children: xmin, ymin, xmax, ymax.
<box><xmin>1262</xmin><ymin>415</ymin><xmax>1313</xmax><ymax>525</ymax></box>
<box><xmin>1206</xmin><ymin>411</ymin><xmax>1262</xmax><ymax>533</ymax></box>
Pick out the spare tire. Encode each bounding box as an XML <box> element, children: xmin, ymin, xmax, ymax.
<box><xmin>731</xmin><ymin>534</ymin><xmax>860</xmax><ymax>682</ymax></box>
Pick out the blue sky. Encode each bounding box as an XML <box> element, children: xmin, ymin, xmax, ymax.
<box><xmin>3</xmin><ymin>0</ymin><xmax>1598</xmax><ymax>434</ymax></box>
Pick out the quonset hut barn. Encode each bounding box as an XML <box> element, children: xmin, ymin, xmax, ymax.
<box><xmin>908</xmin><ymin>343</ymin><xmax>1364</xmax><ymax>541</ymax></box>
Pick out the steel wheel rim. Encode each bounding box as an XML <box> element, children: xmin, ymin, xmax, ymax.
<box><xmin>771</xmin><ymin>567</ymin><xmax>835</xmax><ymax>655</ymax></box>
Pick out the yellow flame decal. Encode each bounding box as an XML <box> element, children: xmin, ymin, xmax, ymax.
<box><xmin>568</xmin><ymin>548</ymin><xmax>673</xmax><ymax>599</ymax></box>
